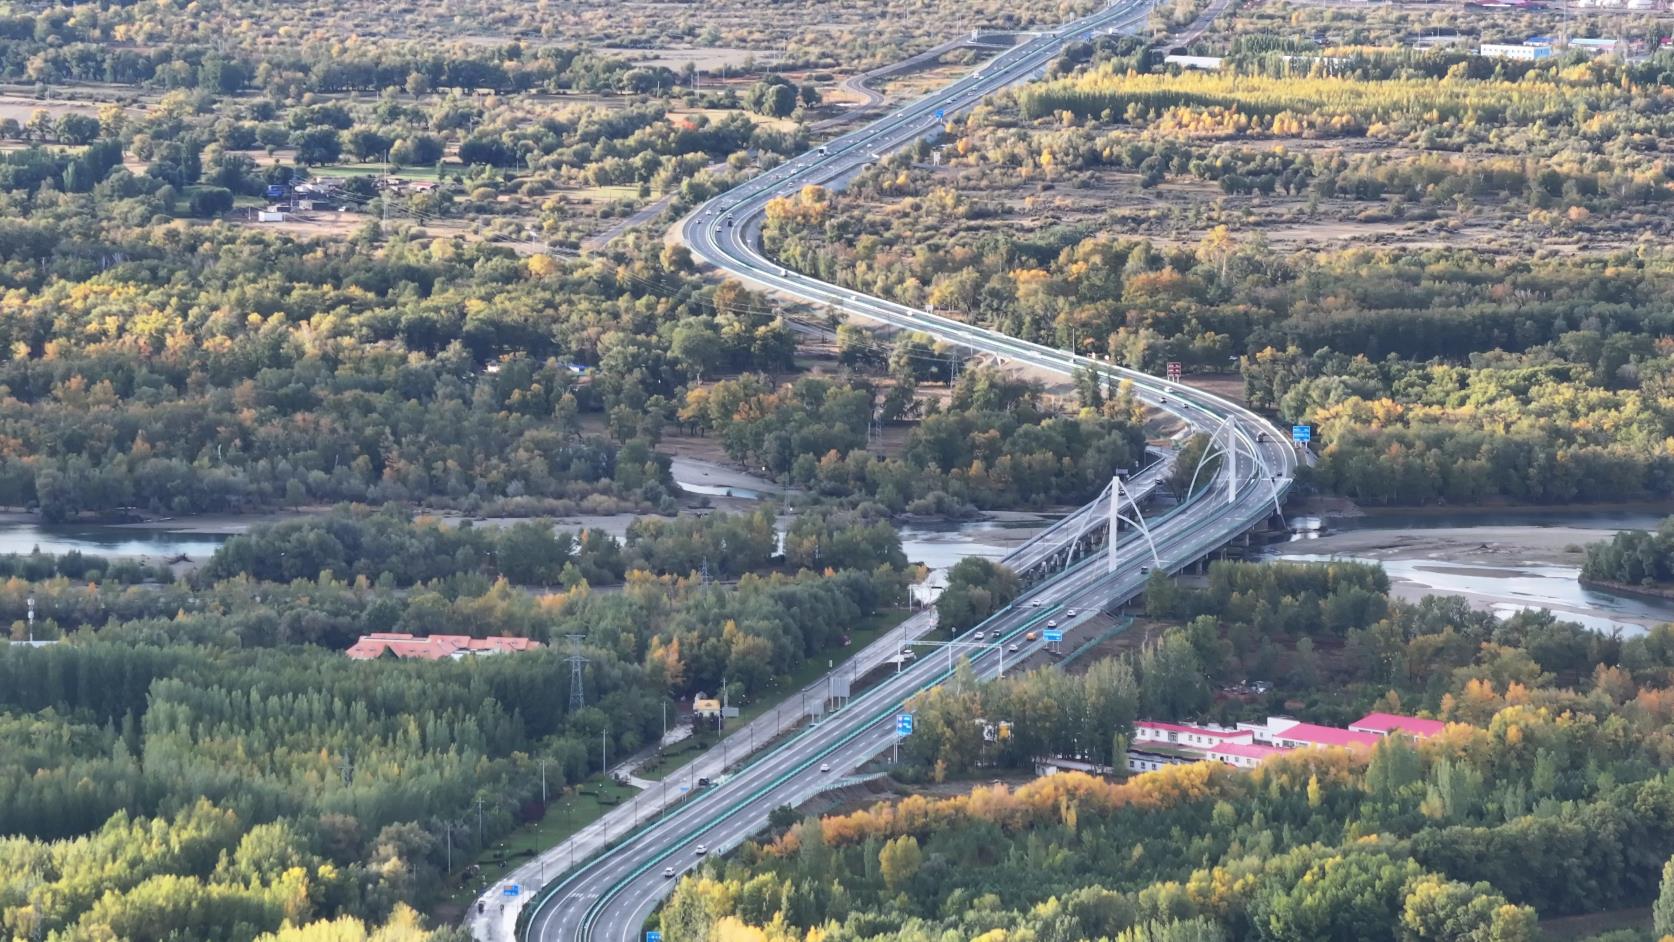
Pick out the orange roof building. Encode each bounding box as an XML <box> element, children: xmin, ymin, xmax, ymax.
<box><xmin>345</xmin><ymin>632</ymin><xmax>542</xmax><ymax>661</ymax></box>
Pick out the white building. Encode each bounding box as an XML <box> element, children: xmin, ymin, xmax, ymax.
<box><xmin>1480</xmin><ymin>42</ymin><xmax>1553</xmax><ymax>60</ymax></box>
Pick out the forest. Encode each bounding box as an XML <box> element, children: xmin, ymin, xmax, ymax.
<box><xmin>1582</xmin><ymin>516</ymin><xmax>1674</xmax><ymax>589</ymax></box>
<box><xmin>0</xmin><ymin>502</ymin><xmax>908</xmax><ymax>940</ymax></box>
<box><xmin>658</xmin><ymin>559</ymin><xmax>1674</xmax><ymax>942</ymax></box>
<box><xmin>756</xmin><ymin>35</ymin><xmax>1674</xmax><ymax>507</ymax></box>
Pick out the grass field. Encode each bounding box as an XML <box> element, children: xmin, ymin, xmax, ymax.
<box><xmin>439</xmin><ymin>777</ymin><xmax>640</xmax><ymax>912</ymax></box>
<box><xmin>312</xmin><ymin>162</ymin><xmax>455</xmax><ymax>182</ymax></box>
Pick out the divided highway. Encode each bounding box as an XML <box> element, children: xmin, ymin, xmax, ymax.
<box><xmin>504</xmin><ymin>3</ymin><xmax>1296</xmax><ymax>940</ymax></box>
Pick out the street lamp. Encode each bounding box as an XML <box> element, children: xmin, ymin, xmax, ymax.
<box><xmin>25</xmin><ymin>595</ymin><xmax>33</xmax><ymax>643</ymax></box>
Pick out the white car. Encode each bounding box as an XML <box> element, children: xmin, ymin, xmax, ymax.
<box><xmin>819</xmin><ymin>763</ymin><xmax>831</xmax><ymax>773</ymax></box>
<box><xmin>1046</xmin><ymin>620</ymin><xmax>1058</xmax><ymax>629</ymax></box>
<box><xmin>695</xmin><ymin>844</ymin><xmax>708</xmax><ymax>855</ymax></box>
<box><xmin>1009</xmin><ymin>643</ymin><xmax>1021</xmax><ymax>652</ymax></box>
<box><xmin>1030</xmin><ymin>600</ymin><xmax>1043</xmax><ymax>608</ymax></box>
<box><xmin>663</xmin><ymin>867</ymin><xmax>676</xmax><ymax>879</ymax></box>
<box><xmin>1066</xmin><ymin>609</ymin><xmax>1077</xmax><ymax>617</ymax></box>
<box><xmin>972</xmin><ymin>631</ymin><xmax>985</xmax><ymax>641</ymax></box>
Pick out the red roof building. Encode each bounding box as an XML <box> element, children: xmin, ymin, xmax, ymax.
<box><xmin>1349</xmin><ymin>712</ymin><xmax>1448</xmax><ymax>739</ymax></box>
<box><xmin>346</xmin><ymin>632</ymin><xmax>543</xmax><ymax>661</ymax></box>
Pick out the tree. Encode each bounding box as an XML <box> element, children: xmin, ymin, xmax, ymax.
<box><xmin>346</xmin><ymin>128</ymin><xmax>392</xmax><ymax>163</ymax></box>
<box><xmin>292</xmin><ymin>127</ymin><xmax>343</xmax><ymax>166</ymax></box>
<box><xmin>936</xmin><ymin>558</ymin><xmax>1020</xmax><ymax>634</ymax></box>
<box><xmin>878</xmin><ymin>834</ymin><xmax>922</xmax><ymax>892</ymax></box>
<box><xmin>746</xmin><ymin>78</ymin><xmax>797</xmax><ymax>118</ymax></box>
<box><xmin>189</xmin><ymin>186</ymin><xmax>234</xmax><ymax>217</ymax></box>
<box><xmin>55</xmin><ymin>113</ymin><xmax>101</xmax><ymax>145</ymax></box>
<box><xmin>1656</xmin><ymin>854</ymin><xmax>1674</xmax><ymax>940</ymax></box>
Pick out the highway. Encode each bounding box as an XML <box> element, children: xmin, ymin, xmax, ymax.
<box><xmin>507</xmin><ymin>3</ymin><xmax>1295</xmax><ymax>940</ymax></box>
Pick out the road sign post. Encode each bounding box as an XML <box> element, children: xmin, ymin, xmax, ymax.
<box><xmin>1166</xmin><ymin>361</ymin><xmax>1181</xmax><ymax>382</ymax></box>
<box><xmin>893</xmin><ymin>713</ymin><xmax>913</xmax><ymax>763</ymax></box>
<box><xmin>1043</xmin><ymin>629</ymin><xmax>1063</xmax><ymax>654</ymax></box>
<box><xmin>1291</xmin><ymin>424</ymin><xmax>1312</xmax><ymax>445</ymax></box>
<box><xmin>647</xmin><ymin>932</ymin><xmax>662</xmax><ymax>942</ymax></box>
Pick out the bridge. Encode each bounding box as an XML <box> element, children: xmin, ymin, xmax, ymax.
<box><xmin>478</xmin><ymin>3</ymin><xmax>1295</xmax><ymax>940</ymax></box>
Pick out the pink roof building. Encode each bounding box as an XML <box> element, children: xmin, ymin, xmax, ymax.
<box><xmin>346</xmin><ymin>632</ymin><xmax>542</xmax><ymax>661</ymax></box>
<box><xmin>1268</xmin><ymin>721</ymin><xmax>1382</xmax><ymax>751</ymax></box>
<box><xmin>1349</xmin><ymin>712</ymin><xmax>1448</xmax><ymax>739</ymax></box>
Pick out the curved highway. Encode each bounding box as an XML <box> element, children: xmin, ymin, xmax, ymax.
<box><xmin>512</xmin><ymin>3</ymin><xmax>1295</xmax><ymax>940</ymax></box>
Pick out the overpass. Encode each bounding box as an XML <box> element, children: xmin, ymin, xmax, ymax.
<box><xmin>486</xmin><ymin>2</ymin><xmax>1295</xmax><ymax>940</ymax></box>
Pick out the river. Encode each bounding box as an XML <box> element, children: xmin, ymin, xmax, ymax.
<box><xmin>1</xmin><ymin>504</ymin><xmax>1669</xmax><ymax>634</ymax></box>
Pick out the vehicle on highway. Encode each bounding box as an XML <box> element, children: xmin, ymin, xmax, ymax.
<box><xmin>972</xmin><ymin>630</ymin><xmax>985</xmax><ymax>641</ymax></box>
<box><xmin>899</xmin><ymin>648</ymin><xmax>916</xmax><ymax>660</ymax></box>
<box><xmin>1140</xmin><ymin>566</ymin><xmax>1151</xmax><ymax>575</ymax></box>
<box><xmin>662</xmin><ymin>867</ymin><xmax>675</xmax><ymax>879</ymax></box>
<box><xmin>1066</xmin><ymin>608</ymin><xmax>1077</xmax><ymax>617</ymax></box>
<box><xmin>695</xmin><ymin>844</ymin><xmax>707</xmax><ymax>855</ymax></box>
<box><xmin>1009</xmin><ymin>643</ymin><xmax>1021</xmax><ymax>652</ymax></box>
<box><xmin>1046</xmin><ymin>620</ymin><xmax>1058</xmax><ymax>629</ymax></box>
<box><xmin>819</xmin><ymin>763</ymin><xmax>831</xmax><ymax>773</ymax></box>
<box><xmin>1025</xmin><ymin>631</ymin><xmax>1038</xmax><ymax>642</ymax></box>
<box><xmin>1030</xmin><ymin>599</ymin><xmax>1043</xmax><ymax>608</ymax></box>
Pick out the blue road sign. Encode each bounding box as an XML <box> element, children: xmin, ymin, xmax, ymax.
<box><xmin>934</xmin><ymin>109</ymin><xmax>945</xmax><ymax>120</ymax></box>
<box><xmin>647</xmin><ymin>933</ymin><xmax>663</xmax><ymax>942</ymax></box>
<box><xmin>1291</xmin><ymin>425</ymin><xmax>1312</xmax><ymax>444</ymax></box>
<box><xmin>1043</xmin><ymin>630</ymin><xmax>1063</xmax><ymax>643</ymax></box>
<box><xmin>896</xmin><ymin>713</ymin><xmax>913</xmax><ymax>736</ymax></box>
<box><xmin>503</xmin><ymin>884</ymin><xmax>521</xmax><ymax>897</ymax></box>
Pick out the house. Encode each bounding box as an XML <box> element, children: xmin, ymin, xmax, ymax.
<box><xmin>691</xmin><ymin>695</ymin><xmax>722</xmax><ymax>718</ymax></box>
<box><xmin>345</xmin><ymin>632</ymin><xmax>542</xmax><ymax>661</ymax></box>
<box><xmin>1349</xmin><ymin>712</ymin><xmax>1447</xmax><ymax>739</ymax></box>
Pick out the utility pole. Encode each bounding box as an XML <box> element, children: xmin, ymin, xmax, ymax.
<box><xmin>539</xmin><ymin>759</ymin><xmax>551</xmax><ymax>806</ymax></box>
<box><xmin>476</xmin><ymin>798</ymin><xmax>485</xmax><ymax>846</ymax></box>
<box><xmin>25</xmin><ymin>595</ymin><xmax>33</xmax><ymax>643</ymax></box>
<box><xmin>601</xmin><ymin>728</ymin><xmax>608</xmax><ymax>776</ymax></box>
<box><xmin>565</xmin><ymin>635</ymin><xmax>589</xmax><ymax>711</ymax></box>
<box><xmin>719</xmin><ymin>676</ymin><xmax>727</xmax><ymax>732</ymax></box>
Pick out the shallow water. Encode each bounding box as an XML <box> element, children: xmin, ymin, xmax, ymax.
<box><xmin>1269</xmin><ymin>552</ymin><xmax>1674</xmax><ymax>637</ymax></box>
<box><xmin>0</xmin><ymin>524</ymin><xmax>228</xmax><ymax>560</ymax></box>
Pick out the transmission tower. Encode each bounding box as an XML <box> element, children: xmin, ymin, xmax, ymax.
<box><xmin>565</xmin><ymin>635</ymin><xmax>589</xmax><ymax>711</ymax></box>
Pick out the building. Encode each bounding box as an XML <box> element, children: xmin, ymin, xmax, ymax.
<box><xmin>1207</xmin><ymin>742</ymin><xmax>1289</xmax><ymax>769</ymax></box>
<box><xmin>1480</xmin><ymin>42</ymin><xmax>1553</xmax><ymax>60</ymax></box>
<box><xmin>1127</xmin><ymin>742</ymin><xmax>1206</xmax><ymax>774</ymax></box>
<box><xmin>345</xmin><ymin>632</ymin><xmax>542</xmax><ymax>661</ymax></box>
<box><xmin>1162</xmin><ymin>54</ymin><xmax>1223</xmax><ymax>71</ymax></box>
<box><xmin>1569</xmin><ymin>37</ymin><xmax>1626</xmax><ymax>56</ymax></box>
<box><xmin>1348</xmin><ymin>712</ymin><xmax>1448</xmax><ymax>739</ymax></box>
<box><xmin>1134</xmin><ymin>720</ymin><xmax>1254</xmax><ymax>750</ymax></box>
<box><xmin>691</xmin><ymin>695</ymin><xmax>722</xmax><ymax>719</ymax></box>
<box><xmin>1248</xmin><ymin>718</ymin><xmax>1382</xmax><ymax>751</ymax></box>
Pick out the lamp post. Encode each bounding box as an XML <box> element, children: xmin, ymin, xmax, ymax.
<box><xmin>26</xmin><ymin>595</ymin><xmax>34</xmax><ymax>643</ymax></box>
